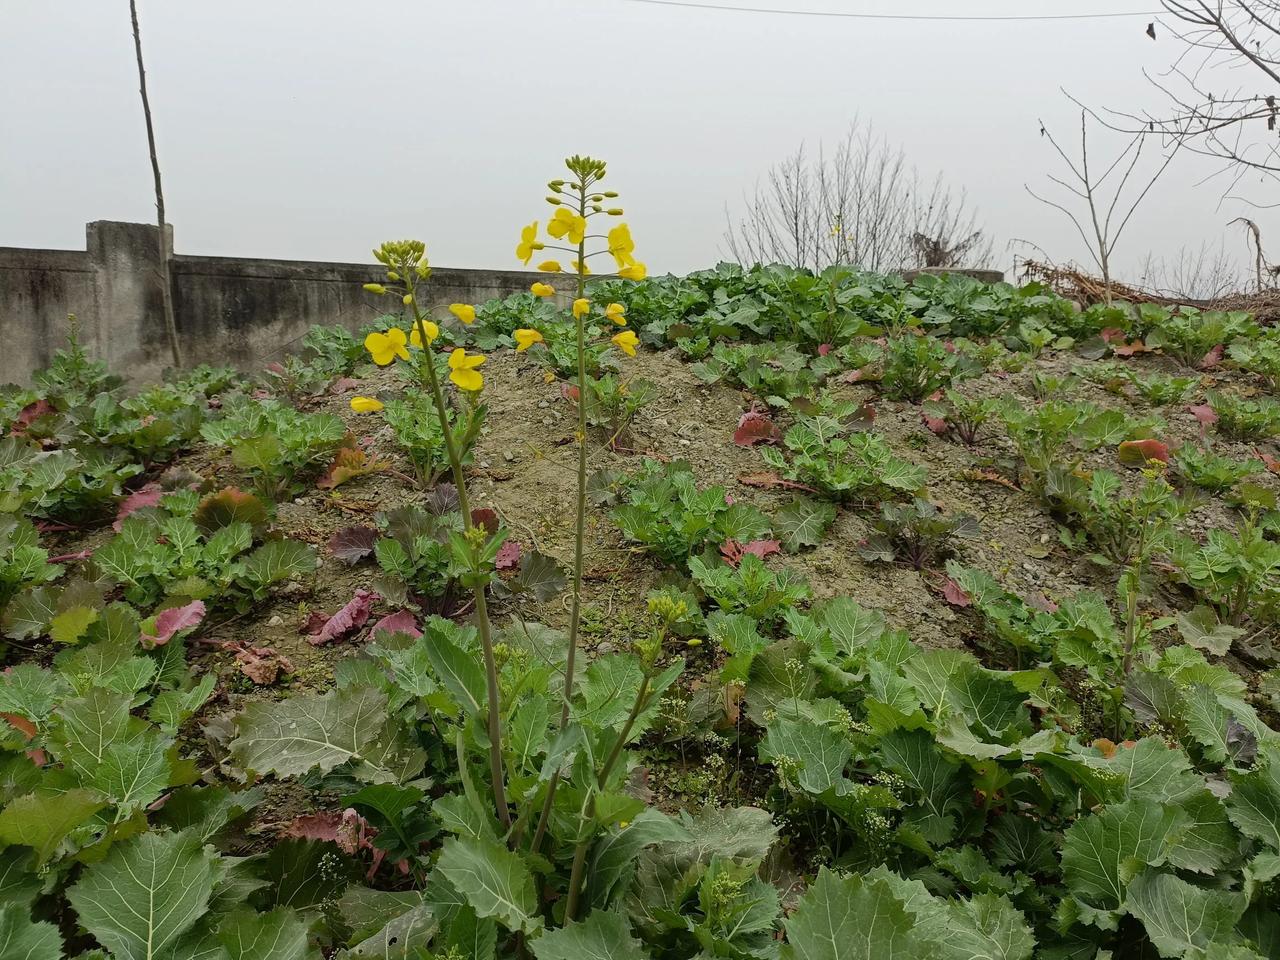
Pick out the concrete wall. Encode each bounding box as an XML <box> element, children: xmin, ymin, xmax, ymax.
<box><xmin>0</xmin><ymin>221</ymin><xmax>565</xmax><ymax>385</ymax></box>
<box><xmin>0</xmin><ymin>221</ymin><xmax>1006</xmax><ymax>385</ymax></box>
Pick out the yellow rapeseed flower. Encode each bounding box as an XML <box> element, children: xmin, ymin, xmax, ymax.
<box><xmin>572</xmin><ymin>298</ymin><xmax>591</xmax><ymax>320</ymax></box>
<box><xmin>449</xmin><ymin>303</ymin><xmax>476</xmax><ymax>325</ymax></box>
<box><xmin>617</xmin><ymin>261</ymin><xmax>648</xmax><ymax>281</ymax></box>
<box><xmin>448</xmin><ymin>348</ymin><xmax>486</xmax><ymax>391</ymax></box>
<box><xmin>605</xmin><ymin>302</ymin><xmax>627</xmax><ymax>326</ymax></box>
<box><xmin>409</xmin><ymin>321</ymin><xmax>439</xmax><ymax>347</ymax></box>
<box><xmin>607</xmin><ymin>223</ymin><xmax>636</xmax><ymax>266</ymax></box>
<box><xmin>350</xmin><ymin>396</ymin><xmax>384</xmax><ymax>413</ymax></box>
<box><xmin>547</xmin><ymin>208</ymin><xmax>587</xmax><ymax>244</ymax></box>
<box><xmin>570</xmin><ymin>258</ymin><xmax>591</xmax><ymax>276</ymax></box>
<box><xmin>537</xmin><ymin>260</ymin><xmax>563</xmax><ymax>273</ymax></box>
<box><xmin>612</xmin><ymin>330</ymin><xmax>639</xmax><ymax>357</ymax></box>
<box><xmin>516</xmin><ymin>221</ymin><xmax>543</xmax><ymax>264</ymax></box>
<box><xmin>514</xmin><ymin>328</ymin><xmax>545</xmax><ymax>352</ymax></box>
<box><xmin>364</xmin><ymin>328</ymin><xmax>410</xmax><ymax>366</ymax></box>
<box><xmin>531</xmin><ymin>282</ymin><xmax>556</xmax><ymax>298</ymax></box>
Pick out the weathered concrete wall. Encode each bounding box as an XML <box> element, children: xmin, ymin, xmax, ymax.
<box><xmin>0</xmin><ymin>221</ymin><xmax>1006</xmax><ymax>385</ymax></box>
<box><xmin>0</xmin><ymin>221</ymin><xmax>567</xmax><ymax>384</ymax></box>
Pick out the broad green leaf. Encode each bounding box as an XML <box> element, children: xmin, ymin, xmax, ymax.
<box><xmin>48</xmin><ymin>604</ymin><xmax>97</xmax><ymax>645</ymax></box>
<box><xmin>781</xmin><ymin>867</ymin><xmax>922</xmax><ymax>960</ymax></box>
<box><xmin>230</xmin><ymin>685</ymin><xmax>388</xmax><ymax>778</ymax></box>
<box><xmin>0</xmin><ymin>848</ymin><xmax>42</xmax><ymax>909</ymax></box>
<box><xmin>0</xmin><ymin>788</ymin><xmax>106</xmax><ymax>864</ymax></box>
<box><xmin>1165</xmin><ymin>789</ymin><xmax>1239</xmax><ymax>875</ymax></box>
<box><xmin>51</xmin><ymin>688</ymin><xmax>140</xmax><ymax>780</ymax></box>
<box><xmin>0</xmin><ymin>663</ymin><xmax>67</xmax><ymax>724</ymax></box>
<box><xmin>531</xmin><ymin>910</ymin><xmax>650</xmax><ymax>960</ymax></box>
<box><xmin>1225</xmin><ymin>745</ymin><xmax>1280</xmax><ymax>852</ymax></box>
<box><xmin>0</xmin><ymin>903</ymin><xmax>62</xmax><ymax>960</ymax></box>
<box><xmin>1124</xmin><ymin>870</ymin><xmax>1247</xmax><ymax>959</ymax></box>
<box><xmin>241</xmin><ymin>540</ymin><xmax>315</xmax><ymax>589</ymax></box>
<box><xmin>216</xmin><ymin>907</ymin><xmax>319</xmax><ymax>960</ymax></box>
<box><xmin>760</xmin><ymin>717</ymin><xmax>851</xmax><ymax>794</ymax></box>
<box><xmin>1177</xmin><ymin>605</ymin><xmax>1244</xmax><ymax>658</ymax></box>
<box><xmin>878</xmin><ymin>728</ymin><xmax>964</xmax><ymax>844</ymax></box>
<box><xmin>67</xmin><ymin>830</ymin><xmax>219</xmax><ymax>960</ymax></box>
<box><xmin>773</xmin><ymin>498</ymin><xmax>835</xmax><ymax>552</ymax></box>
<box><xmin>422</xmin><ymin>625</ymin><xmax>486</xmax><ymax>717</ymax></box>
<box><xmin>1061</xmin><ymin>799</ymin><xmax>1185</xmax><ymax>920</ymax></box>
<box><xmin>586</xmin><ymin>808</ymin><xmax>692</xmax><ymax>909</ymax></box>
<box><xmin>89</xmin><ymin>731</ymin><xmax>175</xmax><ymax>817</ymax></box>
<box><xmin>436</xmin><ymin>836</ymin><xmax>540</xmax><ymax>934</ymax></box>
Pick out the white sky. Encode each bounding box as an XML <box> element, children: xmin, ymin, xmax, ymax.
<box><xmin>1</xmin><ymin>0</ymin><xmax>1276</xmax><ymax>284</ymax></box>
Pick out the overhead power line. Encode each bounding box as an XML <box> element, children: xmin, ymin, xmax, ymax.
<box><xmin>624</xmin><ymin>0</ymin><xmax>1160</xmax><ymax>22</ymax></box>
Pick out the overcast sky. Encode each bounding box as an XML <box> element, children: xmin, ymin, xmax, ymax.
<box><xmin>2</xmin><ymin>0</ymin><xmax>1274</xmax><ymax>286</ymax></box>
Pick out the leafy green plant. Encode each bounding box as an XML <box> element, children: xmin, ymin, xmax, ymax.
<box><xmin>692</xmin><ymin>341</ymin><xmax>837</xmax><ymax>407</ymax></box>
<box><xmin>199</xmin><ymin>395</ymin><xmax>347</xmax><ymax>497</ymax></box>
<box><xmin>922</xmin><ymin>390</ymin><xmax>1001</xmax><ymax>446</ymax></box>
<box><xmin>1174</xmin><ymin>514</ymin><xmax>1280</xmax><ymax>626</ymax></box>
<box><xmin>689</xmin><ymin>552</ymin><xmax>810</xmax><ymax>625</ymax></box>
<box><xmin>1124</xmin><ymin>369</ymin><xmax>1199</xmax><ymax>406</ymax></box>
<box><xmin>1173</xmin><ymin>443</ymin><xmax>1264</xmax><ymax>492</ymax></box>
<box><xmin>576</xmin><ymin>373</ymin><xmax>657</xmax><ymax>447</ymax></box>
<box><xmin>1146</xmin><ymin>307</ymin><xmax>1257</xmax><ymax>366</ymax></box>
<box><xmin>381</xmin><ymin>384</ymin><xmax>484</xmax><ymax>487</ymax></box>
<box><xmin>858</xmin><ymin>497</ymin><xmax>979</xmax><ymax>569</ymax></box>
<box><xmin>0</xmin><ymin>439</ymin><xmax>144</xmax><ymax>522</ymax></box>
<box><xmin>1229</xmin><ymin>333</ymin><xmax>1280</xmax><ymax>390</ymax></box>
<box><xmin>880</xmin><ymin>333</ymin><xmax>971</xmax><ymax>403</ymax></box>
<box><xmin>762</xmin><ymin>416</ymin><xmax>926</xmax><ymax>502</ymax></box>
<box><xmin>613</xmin><ymin>459</ymin><xmax>770</xmax><ymax>567</ymax></box>
<box><xmin>372</xmin><ymin>502</ymin><xmax>463</xmax><ymax>611</ymax></box>
<box><xmin>1207</xmin><ymin>390</ymin><xmax>1280</xmax><ymax>441</ymax></box>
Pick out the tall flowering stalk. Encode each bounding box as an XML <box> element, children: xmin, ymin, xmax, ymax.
<box><xmin>361</xmin><ymin>241</ymin><xmax>511</xmax><ymax>832</ymax></box>
<box><xmin>514</xmin><ymin>157</ymin><xmax>646</xmax><ymax>863</ymax></box>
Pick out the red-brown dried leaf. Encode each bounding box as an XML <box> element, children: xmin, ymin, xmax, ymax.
<box><xmin>114</xmin><ymin>483</ymin><xmax>164</xmax><ymax>531</ymax></box>
<box><xmin>733</xmin><ymin>409</ymin><xmax>781</xmax><ymax>447</ymax></box>
<box><xmin>1188</xmin><ymin>404</ymin><xmax>1219</xmax><ymax>428</ymax></box>
<box><xmin>141</xmin><ymin>600</ymin><xmax>207</xmax><ymax>649</ymax></box>
<box><xmin>1117</xmin><ymin>439</ymin><xmax>1170</xmax><ymax>467</ymax></box>
<box><xmin>307</xmin><ymin>589</ymin><xmax>377</xmax><ymax>646</ymax></box>
<box><xmin>720</xmin><ymin>539</ymin><xmax>782</xmax><ymax>566</ymax></box>
<box><xmin>495</xmin><ymin>540</ymin><xmax>522</xmax><ymax>570</ymax></box>
<box><xmin>471</xmin><ymin>508</ymin><xmax>500</xmax><ymax>534</ymax></box>
<box><xmin>922</xmin><ymin>413</ymin><xmax>949</xmax><ymax>436</ymax></box>
<box><xmin>941</xmin><ymin>578</ymin><xmax>971</xmax><ymax>608</ymax></box>
<box><xmin>9</xmin><ymin>399</ymin><xmax>53</xmax><ymax>437</ymax></box>
<box><xmin>370</xmin><ymin>609</ymin><xmax>421</xmax><ymax>639</ymax></box>
<box><xmin>328</xmin><ymin>526</ymin><xmax>378</xmax><ymax>565</ymax></box>
<box><xmin>1198</xmin><ymin>344</ymin><xmax>1224</xmax><ymax>370</ymax></box>
<box><xmin>234</xmin><ymin>644</ymin><xmax>293</xmax><ymax>685</ymax></box>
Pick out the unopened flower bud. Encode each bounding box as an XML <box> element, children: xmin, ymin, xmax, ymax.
<box><xmin>607</xmin><ymin>208</ymin><xmax>624</xmax><ymax>216</ymax></box>
<box><xmin>363</xmin><ymin>283</ymin><xmax>387</xmax><ymax>295</ymax></box>
<box><xmin>387</xmin><ymin>271</ymin><xmax>400</xmax><ymax>281</ymax></box>
<box><xmin>603</xmin><ymin>191</ymin><xmax>619</xmax><ymax>198</ymax></box>
<box><xmin>403</xmin><ymin>293</ymin><xmax>414</xmax><ymax>305</ymax></box>
<box><xmin>546</xmin><ymin>196</ymin><xmax>562</xmax><ymax>205</ymax></box>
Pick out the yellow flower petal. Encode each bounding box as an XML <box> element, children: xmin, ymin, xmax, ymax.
<box><xmin>514</xmin><ymin>328</ymin><xmax>544</xmax><ymax>352</ymax></box>
<box><xmin>612</xmin><ymin>330</ymin><xmax>639</xmax><ymax>357</ymax></box>
<box><xmin>350</xmin><ymin>396</ymin><xmax>384</xmax><ymax>413</ymax></box>
<box><xmin>605</xmin><ymin>302</ymin><xmax>627</xmax><ymax>326</ymax></box>
<box><xmin>449</xmin><ymin>367</ymin><xmax>484</xmax><ymax>391</ymax></box>
<box><xmin>537</xmin><ymin>260</ymin><xmax>563</xmax><ymax>273</ymax></box>
<box><xmin>531</xmin><ymin>282</ymin><xmax>555</xmax><ymax>298</ymax></box>
<box><xmin>572</xmin><ymin>298</ymin><xmax>591</xmax><ymax>320</ymax></box>
<box><xmin>448</xmin><ymin>303</ymin><xmax>476</xmax><ymax>325</ymax></box>
<box><xmin>363</xmin><ymin>328</ymin><xmax>410</xmax><ymax>366</ymax></box>
<box><xmin>409</xmin><ymin>320</ymin><xmax>439</xmax><ymax>347</ymax></box>
<box><xmin>547</xmin><ymin>208</ymin><xmax>587</xmax><ymax>244</ymax></box>
<box><xmin>617</xmin><ymin>261</ymin><xmax>647</xmax><ymax>281</ymax></box>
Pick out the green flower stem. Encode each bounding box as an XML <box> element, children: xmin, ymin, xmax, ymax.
<box><xmin>410</xmin><ymin>304</ymin><xmax>511</xmax><ymax>834</ymax></box>
<box><xmin>528</xmin><ymin>179</ymin><xmax>593</xmax><ymax>856</ymax></box>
